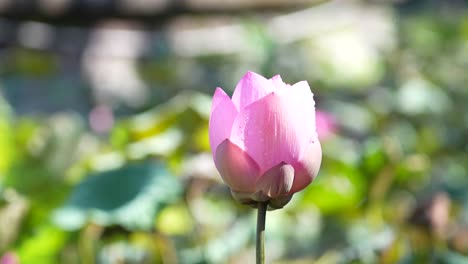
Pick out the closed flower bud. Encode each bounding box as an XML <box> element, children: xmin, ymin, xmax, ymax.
<box><xmin>209</xmin><ymin>71</ymin><xmax>322</xmax><ymax>209</ymax></box>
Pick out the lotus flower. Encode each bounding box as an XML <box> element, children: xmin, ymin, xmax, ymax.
<box><xmin>209</xmin><ymin>71</ymin><xmax>322</xmax><ymax>209</ymax></box>
<box><xmin>315</xmin><ymin>110</ymin><xmax>337</xmax><ymax>140</ymax></box>
<box><xmin>0</xmin><ymin>252</ymin><xmax>19</xmax><ymax>264</ymax></box>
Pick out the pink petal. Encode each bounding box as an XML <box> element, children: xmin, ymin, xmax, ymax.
<box><xmin>209</xmin><ymin>88</ymin><xmax>238</xmax><ymax>160</ymax></box>
<box><xmin>289</xmin><ymin>81</ymin><xmax>317</xmax><ymax>134</ymax></box>
<box><xmin>0</xmin><ymin>252</ymin><xmax>19</xmax><ymax>264</ymax></box>
<box><xmin>232</xmin><ymin>71</ymin><xmax>274</xmax><ymax>110</ymax></box>
<box><xmin>281</xmin><ymin>80</ymin><xmax>318</xmax><ymax>149</ymax></box>
<box><xmin>215</xmin><ymin>139</ymin><xmax>261</xmax><ymax>193</ymax></box>
<box><xmin>316</xmin><ymin>110</ymin><xmax>337</xmax><ymax>140</ymax></box>
<box><xmin>289</xmin><ymin>139</ymin><xmax>322</xmax><ymax>193</ymax></box>
<box><xmin>270</xmin><ymin>75</ymin><xmax>282</xmax><ymax>82</ymax></box>
<box><xmin>230</xmin><ymin>90</ymin><xmax>316</xmax><ymax>173</ymax></box>
<box><xmin>270</xmin><ymin>74</ymin><xmax>291</xmax><ymax>90</ymax></box>
<box><xmin>256</xmin><ymin>162</ymin><xmax>294</xmax><ymax>198</ymax></box>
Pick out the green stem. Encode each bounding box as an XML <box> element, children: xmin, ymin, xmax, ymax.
<box><xmin>256</xmin><ymin>201</ymin><xmax>268</xmax><ymax>264</ymax></box>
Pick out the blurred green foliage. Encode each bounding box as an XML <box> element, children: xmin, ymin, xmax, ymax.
<box><xmin>1</xmin><ymin>1</ymin><xmax>468</xmax><ymax>263</ymax></box>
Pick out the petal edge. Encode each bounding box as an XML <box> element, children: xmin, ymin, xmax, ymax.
<box><xmin>232</xmin><ymin>71</ymin><xmax>273</xmax><ymax>110</ymax></box>
<box><xmin>215</xmin><ymin>139</ymin><xmax>261</xmax><ymax>193</ymax></box>
<box><xmin>209</xmin><ymin>88</ymin><xmax>238</xmax><ymax>159</ymax></box>
<box><xmin>289</xmin><ymin>139</ymin><xmax>322</xmax><ymax>194</ymax></box>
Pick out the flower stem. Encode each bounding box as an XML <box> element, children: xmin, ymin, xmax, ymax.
<box><xmin>256</xmin><ymin>201</ymin><xmax>268</xmax><ymax>264</ymax></box>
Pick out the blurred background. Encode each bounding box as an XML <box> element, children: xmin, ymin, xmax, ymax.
<box><xmin>1</xmin><ymin>0</ymin><xmax>468</xmax><ymax>263</ymax></box>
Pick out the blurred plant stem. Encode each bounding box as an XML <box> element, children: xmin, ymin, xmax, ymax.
<box><xmin>256</xmin><ymin>202</ymin><xmax>267</xmax><ymax>264</ymax></box>
<box><xmin>79</xmin><ymin>224</ymin><xmax>103</xmax><ymax>264</ymax></box>
<box><xmin>153</xmin><ymin>232</ymin><xmax>178</xmax><ymax>264</ymax></box>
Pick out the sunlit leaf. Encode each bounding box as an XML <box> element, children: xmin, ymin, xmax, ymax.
<box><xmin>301</xmin><ymin>160</ymin><xmax>366</xmax><ymax>214</ymax></box>
<box><xmin>156</xmin><ymin>203</ymin><xmax>193</xmax><ymax>235</ymax></box>
<box><xmin>17</xmin><ymin>225</ymin><xmax>68</xmax><ymax>264</ymax></box>
<box><xmin>53</xmin><ymin>162</ymin><xmax>181</xmax><ymax>231</ymax></box>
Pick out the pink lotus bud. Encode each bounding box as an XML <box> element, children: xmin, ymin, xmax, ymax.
<box><xmin>0</xmin><ymin>252</ymin><xmax>19</xmax><ymax>264</ymax></box>
<box><xmin>315</xmin><ymin>110</ymin><xmax>337</xmax><ymax>140</ymax></box>
<box><xmin>209</xmin><ymin>71</ymin><xmax>322</xmax><ymax>209</ymax></box>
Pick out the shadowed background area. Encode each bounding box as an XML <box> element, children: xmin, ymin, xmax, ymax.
<box><xmin>1</xmin><ymin>0</ymin><xmax>468</xmax><ymax>263</ymax></box>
